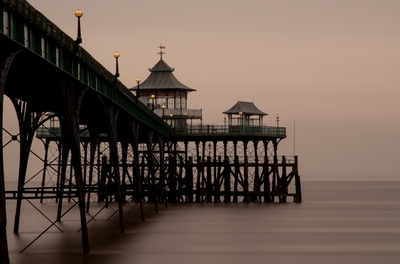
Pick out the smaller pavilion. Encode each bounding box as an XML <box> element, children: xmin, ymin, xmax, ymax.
<box><xmin>130</xmin><ymin>45</ymin><xmax>202</xmax><ymax>128</ymax></box>
<box><xmin>223</xmin><ymin>101</ymin><xmax>268</xmax><ymax>130</ymax></box>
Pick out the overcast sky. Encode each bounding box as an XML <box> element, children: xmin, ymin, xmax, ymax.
<box><xmin>4</xmin><ymin>0</ymin><xmax>400</xmax><ymax>180</ymax></box>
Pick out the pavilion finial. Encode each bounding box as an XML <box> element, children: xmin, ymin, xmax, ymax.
<box><xmin>157</xmin><ymin>44</ymin><xmax>166</xmax><ymax>59</ymax></box>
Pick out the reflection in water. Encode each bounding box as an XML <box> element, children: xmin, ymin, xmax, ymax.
<box><xmin>7</xmin><ymin>181</ymin><xmax>400</xmax><ymax>264</ymax></box>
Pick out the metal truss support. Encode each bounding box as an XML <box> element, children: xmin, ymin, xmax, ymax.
<box><xmin>11</xmin><ymin>99</ymin><xmax>42</xmax><ymax>234</ymax></box>
<box><xmin>39</xmin><ymin>139</ymin><xmax>50</xmax><ymax>203</ymax></box>
<box><xmin>0</xmin><ymin>53</ymin><xmax>10</xmax><ymax>264</ymax></box>
<box><xmin>243</xmin><ymin>140</ymin><xmax>249</xmax><ymax>204</ymax></box>
<box><xmin>263</xmin><ymin>140</ymin><xmax>271</xmax><ymax>203</ymax></box>
<box><xmin>62</xmin><ymin>83</ymin><xmax>90</xmax><ymax>253</ymax></box>
<box><xmin>86</xmin><ymin>127</ymin><xmax>98</xmax><ymax>212</ymax></box>
<box><xmin>131</xmin><ymin>121</ymin><xmax>145</xmax><ymax>221</ymax></box>
<box><xmin>233</xmin><ymin>141</ymin><xmax>239</xmax><ymax>203</ymax></box>
<box><xmin>224</xmin><ymin>156</ymin><xmax>231</xmax><ymax>203</ymax></box>
<box><xmin>194</xmin><ymin>141</ymin><xmax>201</xmax><ymax>203</ymax></box>
<box><xmin>157</xmin><ymin>134</ymin><xmax>168</xmax><ymax>208</ymax></box>
<box><xmin>251</xmin><ymin>140</ymin><xmax>261</xmax><ymax>203</ymax></box>
<box><xmin>145</xmin><ymin>128</ymin><xmax>158</xmax><ymax>213</ymax></box>
<box><xmin>294</xmin><ymin>156</ymin><xmax>302</xmax><ymax>202</ymax></box>
<box><xmin>120</xmin><ymin>140</ymin><xmax>129</xmax><ymax>202</ymax></box>
<box><xmin>57</xmin><ymin>141</ymin><xmax>70</xmax><ymax>221</ymax></box>
<box><xmin>101</xmin><ymin>101</ymin><xmax>125</xmax><ymax>233</ymax></box>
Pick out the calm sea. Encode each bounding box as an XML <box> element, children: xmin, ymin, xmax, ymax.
<box><xmin>5</xmin><ymin>180</ymin><xmax>400</xmax><ymax>264</ymax></box>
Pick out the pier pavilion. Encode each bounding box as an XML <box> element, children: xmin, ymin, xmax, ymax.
<box><xmin>31</xmin><ymin>47</ymin><xmax>301</xmax><ymax>205</ymax></box>
<box><xmin>129</xmin><ymin>46</ymin><xmax>202</xmax><ymax>128</ymax></box>
<box><xmin>125</xmin><ymin>48</ymin><xmax>302</xmax><ymax>204</ymax></box>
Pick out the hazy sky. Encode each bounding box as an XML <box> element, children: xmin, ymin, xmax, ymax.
<box><xmin>4</xmin><ymin>0</ymin><xmax>400</xmax><ymax>180</ymax></box>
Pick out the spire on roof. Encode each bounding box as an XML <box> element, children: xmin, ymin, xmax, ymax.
<box><xmin>157</xmin><ymin>44</ymin><xmax>166</xmax><ymax>59</ymax></box>
<box><xmin>129</xmin><ymin>46</ymin><xmax>196</xmax><ymax>92</ymax></box>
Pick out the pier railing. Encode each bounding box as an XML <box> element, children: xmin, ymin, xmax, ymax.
<box><xmin>171</xmin><ymin>125</ymin><xmax>286</xmax><ymax>136</ymax></box>
<box><xmin>154</xmin><ymin>108</ymin><xmax>202</xmax><ymax>119</ymax></box>
<box><xmin>36</xmin><ymin>124</ymin><xmax>286</xmax><ymax>138</ymax></box>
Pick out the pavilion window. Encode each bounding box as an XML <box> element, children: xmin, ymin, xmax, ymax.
<box><xmin>176</xmin><ymin>97</ymin><xmax>181</xmax><ymax>108</ymax></box>
<box><xmin>167</xmin><ymin>98</ymin><xmax>174</xmax><ymax>109</ymax></box>
<box><xmin>41</xmin><ymin>37</ymin><xmax>47</xmax><ymax>58</ymax></box>
<box><xmin>23</xmin><ymin>24</ymin><xmax>29</xmax><ymax>47</ymax></box>
<box><xmin>77</xmin><ymin>62</ymin><xmax>81</xmax><ymax>79</ymax></box>
<box><xmin>9</xmin><ymin>12</ymin><xmax>15</xmax><ymax>38</ymax></box>
<box><xmin>55</xmin><ymin>46</ymin><xmax>60</xmax><ymax>67</ymax></box>
<box><xmin>3</xmin><ymin>10</ymin><xmax>9</xmax><ymax>36</ymax></box>
<box><xmin>181</xmin><ymin>97</ymin><xmax>187</xmax><ymax>109</ymax></box>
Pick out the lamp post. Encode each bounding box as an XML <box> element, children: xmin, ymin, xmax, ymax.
<box><xmin>183</xmin><ymin>112</ymin><xmax>188</xmax><ymax>133</ymax></box>
<box><xmin>114</xmin><ymin>52</ymin><xmax>120</xmax><ymax>78</ymax></box>
<box><xmin>239</xmin><ymin>111</ymin><xmax>243</xmax><ymax>133</ymax></box>
<box><xmin>136</xmin><ymin>78</ymin><xmax>141</xmax><ymax>98</ymax></box>
<box><xmin>223</xmin><ymin>115</ymin><xmax>227</xmax><ymax>132</ymax></box>
<box><xmin>276</xmin><ymin>114</ymin><xmax>280</xmax><ymax>127</ymax></box>
<box><xmin>169</xmin><ymin>113</ymin><xmax>173</xmax><ymax>126</ymax></box>
<box><xmin>151</xmin><ymin>94</ymin><xmax>155</xmax><ymax>110</ymax></box>
<box><xmin>75</xmin><ymin>9</ymin><xmax>83</xmax><ymax>44</ymax></box>
<box><xmin>162</xmin><ymin>105</ymin><xmax>165</xmax><ymax>118</ymax></box>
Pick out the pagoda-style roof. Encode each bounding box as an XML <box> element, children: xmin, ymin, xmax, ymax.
<box><xmin>132</xmin><ymin>59</ymin><xmax>196</xmax><ymax>92</ymax></box>
<box><xmin>223</xmin><ymin>101</ymin><xmax>268</xmax><ymax>116</ymax></box>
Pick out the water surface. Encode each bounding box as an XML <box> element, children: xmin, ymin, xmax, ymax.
<box><xmin>6</xmin><ymin>181</ymin><xmax>400</xmax><ymax>264</ymax></box>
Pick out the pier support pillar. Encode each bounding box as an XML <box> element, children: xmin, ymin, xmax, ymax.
<box><xmin>129</xmin><ymin>120</ymin><xmax>144</xmax><ymax>221</ymax></box>
<box><xmin>101</xmin><ymin>101</ymin><xmax>125</xmax><ymax>233</ymax></box>
<box><xmin>11</xmin><ymin>100</ymin><xmax>42</xmax><ymax>234</ymax></box>
<box><xmin>263</xmin><ymin>140</ymin><xmax>271</xmax><ymax>203</ymax></box>
<box><xmin>243</xmin><ymin>140</ymin><xmax>249</xmax><ymax>204</ymax></box>
<box><xmin>294</xmin><ymin>156</ymin><xmax>302</xmax><ymax>203</ymax></box>
<box><xmin>224</xmin><ymin>156</ymin><xmax>231</xmax><ymax>203</ymax></box>
<box><xmin>158</xmin><ymin>134</ymin><xmax>168</xmax><ymax>207</ymax></box>
<box><xmin>146</xmin><ymin>129</ymin><xmax>158</xmax><ymax>213</ymax></box>
<box><xmin>280</xmin><ymin>156</ymin><xmax>288</xmax><ymax>203</ymax></box>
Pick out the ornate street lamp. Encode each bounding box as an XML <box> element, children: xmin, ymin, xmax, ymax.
<box><xmin>162</xmin><ymin>105</ymin><xmax>166</xmax><ymax>118</ymax></box>
<box><xmin>239</xmin><ymin>111</ymin><xmax>243</xmax><ymax>132</ymax></box>
<box><xmin>224</xmin><ymin>115</ymin><xmax>227</xmax><ymax>132</ymax></box>
<box><xmin>114</xmin><ymin>52</ymin><xmax>120</xmax><ymax>78</ymax></box>
<box><xmin>161</xmin><ymin>105</ymin><xmax>165</xmax><ymax>118</ymax></box>
<box><xmin>151</xmin><ymin>94</ymin><xmax>155</xmax><ymax>110</ymax></box>
<box><xmin>276</xmin><ymin>114</ymin><xmax>280</xmax><ymax>127</ymax></box>
<box><xmin>75</xmin><ymin>9</ymin><xmax>83</xmax><ymax>44</ymax></box>
<box><xmin>136</xmin><ymin>78</ymin><xmax>141</xmax><ymax>98</ymax></box>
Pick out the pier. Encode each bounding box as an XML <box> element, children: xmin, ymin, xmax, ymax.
<box><xmin>0</xmin><ymin>0</ymin><xmax>301</xmax><ymax>263</ymax></box>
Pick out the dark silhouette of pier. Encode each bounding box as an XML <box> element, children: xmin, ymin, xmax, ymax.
<box><xmin>0</xmin><ymin>1</ymin><xmax>301</xmax><ymax>263</ymax></box>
